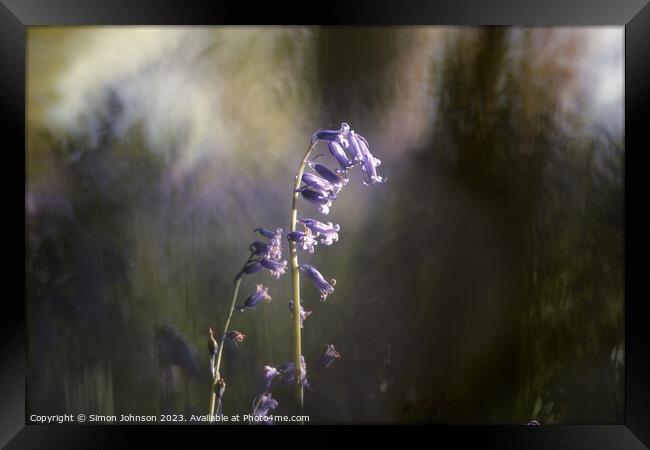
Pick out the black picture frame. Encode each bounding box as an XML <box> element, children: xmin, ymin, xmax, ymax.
<box><xmin>3</xmin><ymin>0</ymin><xmax>648</xmax><ymax>447</ymax></box>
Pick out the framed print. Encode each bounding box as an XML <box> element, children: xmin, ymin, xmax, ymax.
<box><xmin>2</xmin><ymin>0</ymin><xmax>649</xmax><ymax>447</ymax></box>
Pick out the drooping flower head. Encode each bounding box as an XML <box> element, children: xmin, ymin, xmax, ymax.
<box><xmin>239</xmin><ymin>284</ymin><xmax>272</xmax><ymax>311</ymax></box>
<box><xmin>312</xmin><ymin>123</ymin><xmax>386</xmax><ymax>185</ymax></box>
<box><xmin>289</xmin><ymin>300</ymin><xmax>312</xmax><ymax>328</ymax></box>
<box><xmin>299</xmin><ymin>264</ymin><xmax>336</xmax><ymax>301</ymax></box>
<box><xmin>315</xmin><ymin>344</ymin><xmax>341</xmax><ymax>370</ymax></box>
<box><xmin>226</xmin><ymin>330</ymin><xmax>246</xmax><ymax>344</ymax></box>
<box><xmin>311</xmin><ymin>122</ymin><xmax>385</xmax><ymax>185</ymax></box>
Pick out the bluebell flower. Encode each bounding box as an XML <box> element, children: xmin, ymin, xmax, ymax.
<box><xmin>261</xmin><ymin>365</ymin><xmax>281</xmax><ymax>390</ymax></box>
<box><xmin>299</xmin><ymin>264</ymin><xmax>336</xmax><ymax>301</ymax></box>
<box><xmin>311</xmin><ymin>122</ymin><xmax>350</xmax><ymax>144</ymax></box>
<box><xmin>242</xmin><ymin>261</ymin><xmax>263</xmax><ymax>274</ymax></box>
<box><xmin>277</xmin><ymin>361</ymin><xmax>294</xmax><ymax>377</ymax></box>
<box><xmin>315</xmin><ymin>344</ymin><xmax>341</xmax><ymax>370</ymax></box>
<box><xmin>328</xmin><ymin>138</ymin><xmax>353</xmax><ymax>172</ymax></box>
<box><xmin>306</xmin><ymin>159</ymin><xmax>348</xmax><ymax>189</ymax></box>
<box><xmin>296</xmin><ymin>184</ymin><xmax>337</xmax><ymax>202</ymax></box>
<box><xmin>301</xmin><ymin>172</ymin><xmax>339</xmax><ymax>195</ymax></box>
<box><xmin>361</xmin><ymin>153</ymin><xmax>384</xmax><ymax>185</ymax></box>
<box><xmin>352</xmin><ymin>132</ymin><xmax>385</xmax><ymax>185</ymax></box>
<box><xmin>238</xmin><ymin>284</ymin><xmax>272</xmax><ymax>311</ymax></box>
<box><xmin>251</xmin><ymin>227</ymin><xmax>283</xmax><ymax>260</ymax></box>
<box><xmin>287</xmin><ymin>229</ymin><xmax>318</xmax><ymax>253</ymax></box>
<box><xmin>250</xmin><ymin>241</ymin><xmax>272</xmax><ymax>258</ymax></box>
<box><xmin>260</xmin><ymin>258</ymin><xmax>288</xmax><ymax>278</ymax></box>
<box><xmin>298</xmin><ymin>218</ymin><xmax>340</xmax><ymax>246</ymax></box>
<box><xmin>311</xmin><ymin>129</ymin><xmax>340</xmax><ymax>144</ymax></box>
<box><xmin>251</xmin><ymin>392</ymin><xmax>279</xmax><ymax>420</ymax></box>
<box><xmin>278</xmin><ymin>355</ymin><xmax>310</xmax><ymax>388</ymax></box>
<box><xmin>312</xmin><ymin>123</ymin><xmax>385</xmax><ymax>184</ymax></box>
<box><xmin>256</xmin><ymin>240</ymin><xmax>282</xmax><ymax>261</ymax></box>
<box><xmin>300</xmin><ymin>188</ymin><xmax>333</xmax><ymax>215</ymax></box>
<box><xmin>226</xmin><ymin>330</ymin><xmax>246</xmax><ymax>344</ymax></box>
<box><xmin>254</xmin><ymin>227</ymin><xmax>282</xmax><ymax>241</ymax></box>
<box><xmin>346</xmin><ymin>131</ymin><xmax>364</xmax><ymax>163</ymax></box>
<box><xmin>289</xmin><ymin>300</ymin><xmax>312</xmax><ymax>328</ymax></box>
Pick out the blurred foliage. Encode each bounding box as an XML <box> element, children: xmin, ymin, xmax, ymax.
<box><xmin>26</xmin><ymin>27</ymin><xmax>623</xmax><ymax>424</ymax></box>
<box><xmin>343</xmin><ymin>27</ymin><xmax>623</xmax><ymax>423</ymax></box>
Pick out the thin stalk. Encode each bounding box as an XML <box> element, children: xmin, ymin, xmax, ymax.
<box><xmin>215</xmin><ymin>276</ymin><xmax>242</xmax><ymax>381</ymax></box>
<box><xmin>209</xmin><ymin>253</ymin><xmax>252</xmax><ymax>423</ymax></box>
<box><xmin>290</xmin><ymin>141</ymin><xmax>319</xmax><ymax>414</ymax></box>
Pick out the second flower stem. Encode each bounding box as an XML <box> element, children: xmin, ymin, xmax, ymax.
<box><xmin>214</xmin><ymin>275</ymin><xmax>242</xmax><ymax>381</ymax></box>
<box><xmin>209</xmin><ymin>253</ymin><xmax>252</xmax><ymax>423</ymax></box>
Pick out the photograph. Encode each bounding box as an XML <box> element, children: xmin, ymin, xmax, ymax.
<box><xmin>25</xmin><ymin>25</ymin><xmax>625</xmax><ymax>426</ymax></box>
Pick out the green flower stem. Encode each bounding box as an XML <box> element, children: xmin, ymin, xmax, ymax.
<box><xmin>214</xmin><ymin>276</ymin><xmax>242</xmax><ymax>382</ymax></box>
<box><xmin>290</xmin><ymin>140</ymin><xmax>318</xmax><ymax>414</ymax></box>
<box><xmin>209</xmin><ymin>253</ymin><xmax>252</xmax><ymax>423</ymax></box>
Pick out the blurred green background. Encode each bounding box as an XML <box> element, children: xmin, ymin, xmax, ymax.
<box><xmin>26</xmin><ymin>26</ymin><xmax>624</xmax><ymax>424</ymax></box>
